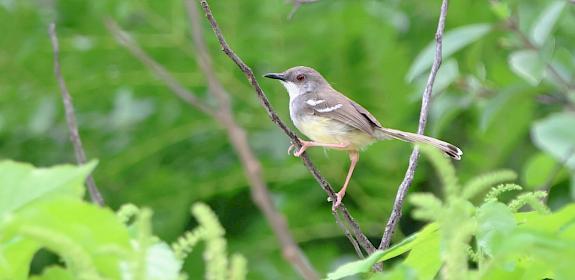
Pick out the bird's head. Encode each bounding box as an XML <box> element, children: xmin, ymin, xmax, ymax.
<box><xmin>264</xmin><ymin>66</ymin><xmax>329</xmax><ymax>98</ymax></box>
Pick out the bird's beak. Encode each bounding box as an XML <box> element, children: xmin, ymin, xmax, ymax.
<box><xmin>264</xmin><ymin>73</ymin><xmax>286</xmax><ymax>81</ymax></box>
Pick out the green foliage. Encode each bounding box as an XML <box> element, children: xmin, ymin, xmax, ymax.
<box><xmin>328</xmin><ymin>146</ymin><xmax>575</xmax><ymax>279</ymax></box>
<box><xmin>407</xmin><ymin>23</ymin><xmax>492</xmax><ymax>81</ymax></box>
<box><xmin>0</xmin><ymin>161</ymin><xmax>245</xmax><ymax>279</ymax></box>
<box><xmin>532</xmin><ymin>112</ymin><xmax>575</xmax><ymax>170</ymax></box>
<box><xmin>1</xmin><ymin>0</ymin><xmax>574</xmax><ymax>278</ymax></box>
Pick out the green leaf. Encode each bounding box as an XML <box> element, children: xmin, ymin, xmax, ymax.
<box><xmin>377</xmin><ymin>223</ymin><xmax>439</xmax><ymax>262</ymax></box>
<box><xmin>326</xmin><ymin>250</ymin><xmax>385</xmax><ymax>280</ymax></box>
<box><xmin>476</xmin><ymin>202</ymin><xmax>516</xmax><ymax>256</ymax></box>
<box><xmin>406</xmin><ymin>23</ymin><xmax>491</xmax><ymax>81</ymax></box>
<box><xmin>517</xmin><ymin>204</ymin><xmax>575</xmax><ymax>235</ymax></box>
<box><xmin>0</xmin><ymin>197</ymin><xmax>133</xmax><ymax>279</ymax></box>
<box><xmin>522</xmin><ymin>152</ymin><xmax>567</xmax><ymax>190</ymax></box>
<box><xmin>145</xmin><ymin>243</ymin><xmax>182</xmax><ymax>280</ymax></box>
<box><xmin>489</xmin><ymin>1</ymin><xmax>511</xmax><ymax>20</ymax></box>
<box><xmin>30</xmin><ymin>266</ymin><xmax>75</xmax><ymax>280</ymax></box>
<box><xmin>0</xmin><ymin>160</ymin><xmax>97</xmax><ymax>217</ymax></box>
<box><xmin>0</xmin><ymin>237</ymin><xmax>39</xmax><ymax>279</ymax></box>
<box><xmin>509</xmin><ymin>50</ymin><xmax>545</xmax><ymax>85</ymax></box>
<box><xmin>326</xmin><ymin>224</ymin><xmax>439</xmax><ymax>279</ymax></box>
<box><xmin>412</xmin><ymin>59</ymin><xmax>459</xmax><ymax>99</ymax></box>
<box><xmin>531</xmin><ymin>112</ymin><xmax>575</xmax><ymax>169</ymax></box>
<box><xmin>368</xmin><ymin>264</ymin><xmax>417</xmax><ymax>280</ymax></box>
<box><xmin>479</xmin><ymin>86</ymin><xmax>524</xmax><ymax>131</ymax></box>
<box><xmin>402</xmin><ymin>231</ymin><xmax>441</xmax><ymax>280</ymax></box>
<box><xmin>530</xmin><ymin>1</ymin><xmax>566</xmax><ymax>47</ymax></box>
<box><xmin>484</xmin><ymin>229</ymin><xmax>575</xmax><ymax>280</ymax></box>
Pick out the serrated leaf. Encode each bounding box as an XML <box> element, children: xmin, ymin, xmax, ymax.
<box><xmin>0</xmin><ymin>160</ymin><xmax>97</xmax><ymax>217</ymax></box>
<box><xmin>406</xmin><ymin>24</ymin><xmax>491</xmax><ymax>82</ymax></box>
<box><xmin>509</xmin><ymin>50</ymin><xmax>545</xmax><ymax>85</ymax></box>
<box><xmin>530</xmin><ymin>1</ymin><xmax>566</xmax><ymax>47</ymax></box>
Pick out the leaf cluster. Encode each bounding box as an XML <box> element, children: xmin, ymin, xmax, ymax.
<box><xmin>0</xmin><ymin>161</ymin><xmax>245</xmax><ymax>280</ymax></box>
<box><xmin>328</xmin><ymin>146</ymin><xmax>575</xmax><ymax>280</ymax></box>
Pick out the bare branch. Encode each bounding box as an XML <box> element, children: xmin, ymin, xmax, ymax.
<box><xmin>197</xmin><ymin>0</ymin><xmax>376</xmax><ymax>256</ymax></box>
<box><xmin>185</xmin><ymin>1</ymin><xmax>318</xmax><ymax>278</ymax></box>
<box><xmin>378</xmin><ymin>0</ymin><xmax>449</xmax><ymax>251</ymax></box>
<box><xmin>107</xmin><ymin>9</ymin><xmax>319</xmax><ymax>278</ymax></box>
<box><xmin>334</xmin><ymin>210</ymin><xmax>364</xmax><ymax>258</ymax></box>
<box><xmin>48</xmin><ymin>23</ymin><xmax>104</xmax><ymax>206</ymax></box>
<box><xmin>288</xmin><ymin>0</ymin><xmax>320</xmax><ymax>20</ymax></box>
<box><xmin>105</xmin><ymin>20</ymin><xmax>218</xmax><ymax>118</ymax></box>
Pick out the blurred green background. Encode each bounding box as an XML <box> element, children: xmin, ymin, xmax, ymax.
<box><xmin>1</xmin><ymin>0</ymin><xmax>574</xmax><ymax>278</ymax></box>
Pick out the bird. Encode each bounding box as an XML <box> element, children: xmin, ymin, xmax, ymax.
<box><xmin>264</xmin><ymin>66</ymin><xmax>462</xmax><ymax>210</ymax></box>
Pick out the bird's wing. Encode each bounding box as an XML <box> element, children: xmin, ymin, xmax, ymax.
<box><xmin>309</xmin><ymin>89</ymin><xmax>382</xmax><ymax>135</ymax></box>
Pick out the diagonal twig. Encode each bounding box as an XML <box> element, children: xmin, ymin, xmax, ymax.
<box><xmin>106</xmin><ymin>13</ymin><xmax>318</xmax><ymax>279</ymax></box>
<box><xmin>185</xmin><ymin>1</ymin><xmax>318</xmax><ymax>278</ymax></box>
<box><xmin>288</xmin><ymin>0</ymin><xmax>320</xmax><ymax>20</ymax></box>
<box><xmin>378</xmin><ymin>0</ymin><xmax>449</xmax><ymax>251</ymax></box>
<box><xmin>49</xmin><ymin>23</ymin><xmax>105</xmax><ymax>206</ymax></box>
<box><xmin>197</xmin><ymin>0</ymin><xmax>377</xmax><ymax>256</ymax></box>
<box><xmin>105</xmin><ymin>20</ymin><xmax>217</xmax><ymax>118</ymax></box>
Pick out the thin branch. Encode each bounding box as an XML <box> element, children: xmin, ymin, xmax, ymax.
<box><xmin>378</xmin><ymin>0</ymin><xmax>449</xmax><ymax>251</ymax></box>
<box><xmin>197</xmin><ymin>0</ymin><xmax>376</xmax><ymax>256</ymax></box>
<box><xmin>185</xmin><ymin>1</ymin><xmax>318</xmax><ymax>278</ymax></box>
<box><xmin>334</xmin><ymin>210</ymin><xmax>364</xmax><ymax>258</ymax></box>
<box><xmin>48</xmin><ymin>23</ymin><xmax>104</xmax><ymax>206</ymax></box>
<box><xmin>105</xmin><ymin>20</ymin><xmax>217</xmax><ymax>118</ymax></box>
<box><xmin>107</xmin><ymin>11</ymin><xmax>318</xmax><ymax>279</ymax></box>
<box><xmin>288</xmin><ymin>0</ymin><xmax>320</xmax><ymax>20</ymax></box>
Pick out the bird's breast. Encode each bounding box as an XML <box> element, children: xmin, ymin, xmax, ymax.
<box><xmin>292</xmin><ymin>115</ymin><xmax>375</xmax><ymax>150</ymax></box>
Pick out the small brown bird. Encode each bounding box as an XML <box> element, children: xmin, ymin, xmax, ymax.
<box><xmin>265</xmin><ymin>66</ymin><xmax>462</xmax><ymax>210</ymax></box>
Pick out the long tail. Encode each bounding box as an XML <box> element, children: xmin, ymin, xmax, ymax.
<box><xmin>375</xmin><ymin>127</ymin><xmax>463</xmax><ymax>160</ymax></box>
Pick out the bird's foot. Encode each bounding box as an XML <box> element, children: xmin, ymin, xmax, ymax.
<box><xmin>293</xmin><ymin>141</ymin><xmax>310</xmax><ymax>157</ymax></box>
<box><xmin>288</xmin><ymin>139</ymin><xmax>307</xmax><ymax>156</ymax></box>
<box><xmin>287</xmin><ymin>143</ymin><xmax>296</xmax><ymax>155</ymax></box>
<box><xmin>330</xmin><ymin>191</ymin><xmax>345</xmax><ymax>211</ymax></box>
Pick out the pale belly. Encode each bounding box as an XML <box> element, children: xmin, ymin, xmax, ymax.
<box><xmin>293</xmin><ymin>115</ymin><xmax>376</xmax><ymax>150</ymax></box>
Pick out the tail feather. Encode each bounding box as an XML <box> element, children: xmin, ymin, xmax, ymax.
<box><xmin>375</xmin><ymin>128</ymin><xmax>463</xmax><ymax>160</ymax></box>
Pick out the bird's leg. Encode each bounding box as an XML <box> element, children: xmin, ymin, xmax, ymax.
<box><xmin>333</xmin><ymin>150</ymin><xmax>359</xmax><ymax>211</ymax></box>
<box><xmin>292</xmin><ymin>141</ymin><xmax>349</xmax><ymax>157</ymax></box>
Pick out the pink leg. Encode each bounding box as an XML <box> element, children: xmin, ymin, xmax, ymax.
<box><xmin>293</xmin><ymin>140</ymin><xmax>349</xmax><ymax>157</ymax></box>
<box><xmin>333</xmin><ymin>150</ymin><xmax>359</xmax><ymax>211</ymax></box>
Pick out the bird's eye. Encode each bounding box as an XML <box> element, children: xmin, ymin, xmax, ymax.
<box><xmin>296</xmin><ymin>74</ymin><xmax>305</xmax><ymax>81</ymax></box>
